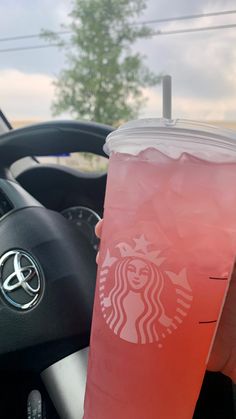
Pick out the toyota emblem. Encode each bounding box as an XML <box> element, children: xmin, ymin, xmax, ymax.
<box><xmin>0</xmin><ymin>250</ymin><xmax>44</xmax><ymax>310</ymax></box>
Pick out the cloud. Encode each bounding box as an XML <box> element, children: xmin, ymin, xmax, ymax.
<box><xmin>0</xmin><ymin>0</ymin><xmax>69</xmax><ymax>75</ymax></box>
<box><xmin>135</xmin><ymin>0</ymin><xmax>236</xmax><ymax>103</ymax></box>
<box><xmin>1</xmin><ymin>68</ymin><xmax>235</xmax><ymax>123</ymax></box>
<box><xmin>1</xmin><ymin>0</ymin><xmax>236</xmax><ymax>122</ymax></box>
<box><xmin>141</xmin><ymin>87</ymin><xmax>236</xmax><ymax>120</ymax></box>
<box><xmin>0</xmin><ymin>70</ymin><xmax>55</xmax><ymax>120</ymax></box>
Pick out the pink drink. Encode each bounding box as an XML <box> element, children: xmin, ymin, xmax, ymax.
<box><xmin>84</xmin><ymin>120</ymin><xmax>236</xmax><ymax>418</ymax></box>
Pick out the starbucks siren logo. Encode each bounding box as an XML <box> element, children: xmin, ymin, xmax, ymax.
<box><xmin>99</xmin><ymin>235</ymin><xmax>193</xmax><ymax>347</ymax></box>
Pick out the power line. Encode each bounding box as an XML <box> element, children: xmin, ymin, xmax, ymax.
<box><xmin>132</xmin><ymin>9</ymin><xmax>236</xmax><ymax>25</ymax></box>
<box><xmin>0</xmin><ymin>21</ymin><xmax>236</xmax><ymax>53</ymax></box>
<box><xmin>0</xmin><ymin>31</ymin><xmax>70</xmax><ymax>43</ymax></box>
<box><xmin>153</xmin><ymin>22</ymin><xmax>236</xmax><ymax>36</ymax></box>
<box><xmin>0</xmin><ymin>9</ymin><xmax>236</xmax><ymax>43</ymax></box>
<box><xmin>0</xmin><ymin>43</ymin><xmax>62</xmax><ymax>53</ymax></box>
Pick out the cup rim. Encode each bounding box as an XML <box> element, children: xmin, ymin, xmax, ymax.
<box><xmin>104</xmin><ymin>118</ymin><xmax>236</xmax><ymax>163</ymax></box>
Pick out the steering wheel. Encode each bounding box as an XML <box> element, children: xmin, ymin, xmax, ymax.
<box><xmin>0</xmin><ymin>120</ymin><xmax>113</xmax><ymax>418</ymax></box>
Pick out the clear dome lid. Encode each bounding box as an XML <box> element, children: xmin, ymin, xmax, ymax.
<box><xmin>104</xmin><ymin>118</ymin><xmax>236</xmax><ymax>163</ymax></box>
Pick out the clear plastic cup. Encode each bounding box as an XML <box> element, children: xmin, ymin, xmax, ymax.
<box><xmin>84</xmin><ymin>118</ymin><xmax>236</xmax><ymax>419</ymax></box>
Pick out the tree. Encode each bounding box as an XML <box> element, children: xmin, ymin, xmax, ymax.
<box><xmin>44</xmin><ymin>0</ymin><xmax>161</xmax><ymax>126</ymax></box>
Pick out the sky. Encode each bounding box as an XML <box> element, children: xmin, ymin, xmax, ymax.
<box><xmin>0</xmin><ymin>0</ymin><xmax>236</xmax><ymax>122</ymax></box>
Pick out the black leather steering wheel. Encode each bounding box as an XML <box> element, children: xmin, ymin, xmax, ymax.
<box><xmin>0</xmin><ymin>120</ymin><xmax>113</xmax><ymax>371</ymax></box>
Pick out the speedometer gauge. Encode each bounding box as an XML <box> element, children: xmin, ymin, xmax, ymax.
<box><xmin>61</xmin><ymin>206</ymin><xmax>101</xmax><ymax>251</ymax></box>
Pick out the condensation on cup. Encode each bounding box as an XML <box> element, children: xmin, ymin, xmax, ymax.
<box><xmin>83</xmin><ymin>111</ymin><xmax>236</xmax><ymax>418</ymax></box>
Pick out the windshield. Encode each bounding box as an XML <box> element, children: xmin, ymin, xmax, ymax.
<box><xmin>1</xmin><ymin>1</ymin><xmax>236</xmax><ymax>170</ymax></box>
<box><xmin>1</xmin><ymin>1</ymin><xmax>236</xmax><ymax>129</ymax></box>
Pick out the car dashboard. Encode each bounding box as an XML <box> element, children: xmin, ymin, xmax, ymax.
<box><xmin>12</xmin><ymin>157</ymin><xmax>106</xmax><ymax>252</ymax></box>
